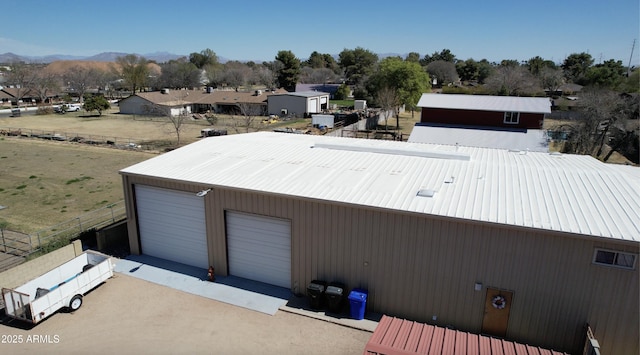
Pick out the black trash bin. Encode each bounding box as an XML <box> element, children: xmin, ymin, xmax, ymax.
<box><xmin>307</xmin><ymin>280</ymin><xmax>327</xmax><ymax>309</ymax></box>
<box><xmin>325</xmin><ymin>282</ymin><xmax>346</xmax><ymax>313</ymax></box>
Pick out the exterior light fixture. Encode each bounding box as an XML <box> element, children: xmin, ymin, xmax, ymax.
<box><xmin>196</xmin><ymin>188</ymin><xmax>212</xmax><ymax>197</ymax></box>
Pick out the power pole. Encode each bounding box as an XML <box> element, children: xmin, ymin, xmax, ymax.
<box><xmin>627</xmin><ymin>39</ymin><xmax>636</xmax><ymax>77</ymax></box>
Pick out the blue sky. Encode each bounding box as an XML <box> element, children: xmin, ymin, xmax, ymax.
<box><xmin>2</xmin><ymin>0</ymin><xmax>638</xmax><ymax>66</ymax></box>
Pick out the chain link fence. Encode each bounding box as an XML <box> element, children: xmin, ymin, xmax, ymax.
<box><xmin>0</xmin><ymin>200</ymin><xmax>126</xmax><ymax>260</ymax></box>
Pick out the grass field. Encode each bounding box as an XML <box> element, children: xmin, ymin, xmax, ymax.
<box><xmin>0</xmin><ymin>137</ymin><xmax>156</xmax><ymax>233</ymax></box>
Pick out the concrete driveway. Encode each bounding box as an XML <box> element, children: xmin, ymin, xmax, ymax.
<box><xmin>0</xmin><ymin>267</ymin><xmax>372</xmax><ymax>354</ymax></box>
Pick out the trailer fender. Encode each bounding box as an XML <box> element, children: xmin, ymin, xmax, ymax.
<box><xmin>68</xmin><ymin>294</ymin><xmax>83</xmax><ymax>311</ymax></box>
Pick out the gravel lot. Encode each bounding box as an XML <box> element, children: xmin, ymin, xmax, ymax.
<box><xmin>0</xmin><ymin>274</ymin><xmax>371</xmax><ymax>355</ymax></box>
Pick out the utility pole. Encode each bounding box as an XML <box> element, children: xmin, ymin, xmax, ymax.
<box><xmin>627</xmin><ymin>39</ymin><xmax>636</xmax><ymax>77</ymax></box>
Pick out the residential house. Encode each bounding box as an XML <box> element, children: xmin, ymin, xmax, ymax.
<box><xmin>118</xmin><ymin>88</ymin><xmax>288</xmax><ymax>116</ymax></box>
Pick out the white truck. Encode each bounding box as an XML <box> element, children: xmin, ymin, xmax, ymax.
<box><xmin>1</xmin><ymin>251</ymin><xmax>114</xmax><ymax>324</ymax></box>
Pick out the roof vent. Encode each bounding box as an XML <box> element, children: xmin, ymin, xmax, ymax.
<box><xmin>417</xmin><ymin>189</ymin><xmax>436</xmax><ymax>198</ymax></box>
<box><xmin>161</xmin><ymin>88</ymin><xmax>169</xmax><ymax>94</ymax></box>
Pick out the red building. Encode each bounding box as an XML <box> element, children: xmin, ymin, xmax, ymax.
<box><xmin>411</xmin><ymin>94</ymin><xmax>552</xmax><ymax>152</ymax></box>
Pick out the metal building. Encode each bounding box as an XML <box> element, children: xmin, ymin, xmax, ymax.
<box><xmin>120</xmin><ymin>132</ymin><xmax>639</xmax><ymax>354</ymax></box>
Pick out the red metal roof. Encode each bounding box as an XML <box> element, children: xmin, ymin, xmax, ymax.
<box><xmin>364</xmin><ymin>316</ymin><xmax>569</xmax><ymax>355</ymax></box>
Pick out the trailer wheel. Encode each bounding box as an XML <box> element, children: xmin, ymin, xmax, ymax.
<box><xmin>69</xmin><ymin>295</ymin><xmax>83</xmax><ymax>311</ymax></box>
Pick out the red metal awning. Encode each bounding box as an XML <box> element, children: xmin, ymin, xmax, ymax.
<box><xmin>364</xmin><ymin>315</ymin><xmax>569</xmax><ymax>355</ymax></box>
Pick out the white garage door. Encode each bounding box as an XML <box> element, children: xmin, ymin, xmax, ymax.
<box><xmin>307</xmin><ymin>98</ymin><xmax>318</xmax><ymax>113</ymax></box>
<box><xmin>135</xmin><ymin>185</ymin><xmax>208</xmax><ymax>269</ymax></box>
<box><xmin>226</xmin><ymin>211</ymin><xmax>291</xmax><ymax>288</ymax></box>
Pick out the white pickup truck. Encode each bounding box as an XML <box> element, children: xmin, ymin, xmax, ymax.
<box><xmin>1</xmin><ymin>251</ymin><xmax>114</xmax><ymax>324</ymax></box>
<box><xmin>54</xmin><ymin>104</ymin><xmax>82</xmax><ymax>113</ymax></box>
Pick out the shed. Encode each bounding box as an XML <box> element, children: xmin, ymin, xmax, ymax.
<box><xmin>267</xmin><ymin>91</ymin><xmax>330</xmax><ymax>118</ymax></box>
<box><xmin>311</xmin><ymin>114</ymin><xmax>334</xmax><ymax>128</ymax></box>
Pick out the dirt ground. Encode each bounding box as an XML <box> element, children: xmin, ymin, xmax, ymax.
<box><xmin>0</xmin><ymin>273</ymin><xmax>371</xmax><ymax>355</ymax></box>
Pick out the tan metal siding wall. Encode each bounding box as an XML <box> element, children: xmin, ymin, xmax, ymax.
<box><xmin>121</xmin><ymin>178</ymin><xmax>638</xmax><ymax>354</ymax></box>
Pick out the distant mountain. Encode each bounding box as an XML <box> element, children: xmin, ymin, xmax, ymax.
<box><xmin>0</xmin><ymin>51</ymin><xmax>185</xmax><ymax>64</ymax></box>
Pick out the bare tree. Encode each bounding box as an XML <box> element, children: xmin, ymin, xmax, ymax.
<box><xmin>484</xmin><ymin>65</ymin><xmax>540</xmax><ymax>95</ymax></box>
<box><xmin>223</xmin><ymin>63</ymin><xmax>252</xmax><ymax>91</ymax></box>
<box><xmin>233</xmin><ymin>103</ymin><xmax>263</xmax><ymax>133</ymax></box>
<box><xmin>299</xmin><ymin>67</ymin><xmax>337</xmax><ymax>84</ymax></box>
<box><xmin>6</xmin><ymin>62</ymin><xmax>38</xmax><ymax>107</ymax></box>
<box><xmin>539</xmin><ymin>67</ymin><xmax>564</xmax><ymax>94</ymax></box>
<box><xmin>32</xmin><ymin>72</ymin><xmax>60</xmax><ymax>106</ymax></box>
<box><xmin>375</xmin><ymin>86</ymin><xmax>399</xmax><ymax>131</ymax></box>
<box><xmin>554</xmin><ymin>88</ymin><xmax>636</xmax><ymax>159</ymax></box>
<box><xmin>426</xmin><ymin>60</ymin><xmax>458</xmax><ymax>86</ymax></box>
<box><xmin>143</xmin><ymin>90</ymin><xmax>191</xmax><ymax>146</ymax></box>
<box><xmin>64</xmin><ymin>65</ymin><xmax>101</xmax><ymax>103</ymax></box>
<box><xmin>251</xmin><ymin>66</ymin><xmax>276</xmax><ymax>88</ymax></box>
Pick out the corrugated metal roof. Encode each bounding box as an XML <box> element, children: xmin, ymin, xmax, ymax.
<box><xmin>364</xmin><ymin>316</ymin><xmax>570</xmax><ymax>355</ymax></box>
<box><xmin>120</xmin><ymin>132</ymin><xmax>640</xmax><ymax>242</ymax></box>
<box><xmin>408</xmin><ymin>124</ymin><xmax>549</xmax><ymax>152</ymax></box>
<box><xmin>417</xmin><ymin>93</ymin><xmax>552</xmax><ymax>114</ymax></box>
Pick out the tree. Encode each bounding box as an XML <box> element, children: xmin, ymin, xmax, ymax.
<box><xmin>456</xmin><ymin>58</ymin><xmax>479</xmax><ymax>82</ymax></box>
<box><xmin>93</xmin><ymin>68</ymin><xmax>120</xmax><ymax>99</ymax></box>
<box><xmin>275</xmin><ymin>50</ymin><xmax>301</xmax><ymax>92</ymax></box>
<box><xmin>368</xmin><ymin>57</ymin><xmax>431</xmax><ymax>119</ymax></box>
<box><xmin>556</xmin><ymin>88</ymin><xmax>635</xmax><ymax>159</ymax></box>
<box><xmin>476</xmin><ymin>59</ymin><xmax>494</xmax><ymax>83</ymax></box>
<box><xmin>619</xmin><ymin>68</ymin><xmax>640</xmax><ymax>93</ymax></box>
<box><xmin>299</xmin><ymin>67</ymin><xmax>337</xmax><ymax>84</ymax></box>
<box><xmin>334</xmin><ymin>84</ymin><xmax>350</xmax><ymax>100</ymax></box>
<box><xmin>584</xmin><ymin>59</ymin><xmax>626</xmax><ymax>89</ymax></box>
<box><xmin>484</xmin><ymin>64</ymin><xmax>540</xmax><ymax>96</ymax></box>
<box><xmin>116</xmin><ymin>54</ymin><xmax>150</xmax><ymax>93</ymax></box>
<box><xmin>306</xmin><ymin>51</ymin><xmax>328</xmax><ymax>68</ymax></box>
<box><xmin>405</xmin><ymin>52</ymin><xmax>421</xmax><ymax>63</ymax></box>
<box><xmin>6</xmin><ymin>62</ymin><xmax>38</xmax><ymax>107</ymax></box>
<box><xmin>234</xmin><ymin>103</ymin><xmax>263</xmax><ymax>133</ymax></box>
<box><xmin>32</xmin><ymin>71</ymin><xmax>59</xmax><ymax>106</ymax></box>
<box><xmin>189</xmin><ymin>48</ymin><xmax>219</xmax><ymax>69</ymax></box>
<box><xmin>64</xmin><ymin>65</ymin><xmax>100</xmax><ymax>103</ymax></box>
<box><xmin>525</xmin><ymin>56</ymin><xmax>557</xmax><ymax>76</ymax></box>
<box><xmin>338</xmin><ymin>47</ymin><xmax>378</xmax><ymax>87</ymax></box>
<box><xmin>252</xmin><ymin>66</ymin><xmax>276</xmax><ymax>88</ymax></box>
<box><xmin>143</xmin><ymin>90</ymin><xmax>190</xmax><ymax>146</ymax></box>
<box><xmin>420</xmin><ymin>49</ymin><xmax>456</xmax><ymax>66</ymax></box>
<box><xmin>426</xmin><ymin>60</ymin><xmax>458</xmax><ymax>86</ymax></box>
<box><xmin>157</xmin><ymin>58</ymin><xmax>201</xmax><ymax>89</ymax></box>
<box><xmin>562</xmin><ymin>52</ymin><xmax>594</xmax><ymax>84</ymax></box>
<box><xmin>539</xmin><ymin>67</ymin><xmax>564</xmax><ymax>94</ymax></box>
<box><xmin>376</xmin><ymin>86</ymin><xmax>399</xmax><ymax>130</ymax></box>
<box><xmin>83</xmin><ymin>94</ymin><xmax>110</xmax><ymax>116</ymax></box>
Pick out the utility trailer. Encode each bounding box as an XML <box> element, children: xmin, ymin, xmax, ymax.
<box><xmin>2</xmin><ymin>251</ymin><xmax>114</xmax><ymax>324</ymax></box>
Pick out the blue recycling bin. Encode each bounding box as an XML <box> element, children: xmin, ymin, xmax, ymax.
<box><xmin>348</xmin><ymin>288</ymin><xmax>368</xmax><ymax>320</ymax></box>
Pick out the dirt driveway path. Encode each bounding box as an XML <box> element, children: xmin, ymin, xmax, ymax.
<box><xmin>0</xmin><ymin>274</ymin><xmax>371</xmax><ymax>354</ymax></box>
